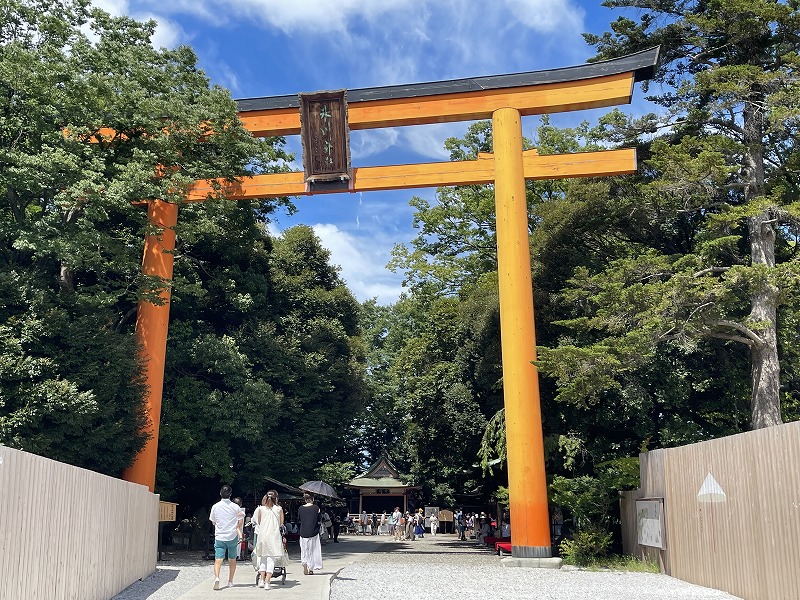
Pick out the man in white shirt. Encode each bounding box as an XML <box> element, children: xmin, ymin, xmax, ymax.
<box><xmin>209</xmin><ymin>485</ymin><xmax>244</xmax><ymax>590</ymax></box>
<box><xmin>391</xmin><ymin>507</ymin><xmax>402</xmax><ymax>538</ymax></box>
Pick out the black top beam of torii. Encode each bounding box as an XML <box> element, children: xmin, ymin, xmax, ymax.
<box><xmin>236</xmin><ymin>46</ymin><xmax>660</xmax><ymax>112</ymax></box>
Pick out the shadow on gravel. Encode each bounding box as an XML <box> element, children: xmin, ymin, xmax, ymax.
<box><xmin>154</xmin><ymin>549</ymin><xmax>212</xmax><ymax>566</ymax></box>
<box><xmin>382</xmin><ymin>550</ymin><xmax>500</xmax><ymax>557</ymax></box>
<box><xmin>373</xmin><ymin>542</ymin><xmax>412</xmax><ymax>553</ymax></box>
<box><xmin>110</xmin><ymin>568</ymin><xmax>179</xmax><ymax>599</ymax></box>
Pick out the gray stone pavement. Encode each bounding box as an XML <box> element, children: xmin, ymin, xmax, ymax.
<box><xmin>140</xmin><ymin>532</ymin><xmax>742</xmax><ymax>600</ymax></box>
<box><xmin>173</xmin><ymin>535</ymin><xmax>379</xmax><ymax>600</ymax></box>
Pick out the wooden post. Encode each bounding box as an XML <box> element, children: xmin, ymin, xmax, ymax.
<box><xmin>122</xmin><ymin>199</ymin><xmax>178</xmax><ymax>492</ymax></box>
<box><xmin>492</xmin><ymin>107</ymin><xmax>552</xmax><ymax>558</ymax></box>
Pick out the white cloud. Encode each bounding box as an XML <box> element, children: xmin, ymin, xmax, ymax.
<box><xmin>309</xmin><ymin>223</ymin><xmax>405</xmax><ymax>304</ymax></box>
<box><xmin>214</xmin><ymin>62</ymin><xmax>241</xmax><ymax>94</ymax></box>
<box><xmin>141</xmin><ymin>14</ymin><xmax>183</xmax><ymax>48</ymax></box>
<box><xmin>92</xmin><ymin>0</ymin><xmax>129</xmax><ymax>14</ymax></box>
<box><xmin>128</xmin><ymin>0</ymin><xmax>228</xmax><ymax>23</ymax></box>
<box><xmin>503</xmin><ymin>0</ymin><xmax>584</xmax><ymax>32</ymax></box>
<box><xmin>267</xmin><ymin>211</ymin><xmax>411</xmax><ymax>305</ymax></box>
<box><xmin>132</xmin><ymin>0</ymin><xmax>417</xmax><ymax>33</ymax></box>
<box><xmin>350</xmin><ymin>129</ymin><xmax>400</xmax><ymax>161</ymax></box>
<box><xmin>90</xmin><ymin>1</ymin><xmax>184</xmax><ymax>48</ymax></box>
<box><xmin>400</xmin><ymin>123</ymin><xmax>465</xmax><ymax>161</ymax></box>
<box><xmin>264</xmin><ymin>221</ymin><xmax>282</xmax><ymax>238</ymax></box>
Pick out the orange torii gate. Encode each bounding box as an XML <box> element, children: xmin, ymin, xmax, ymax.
<box><xmin>123</xmin><ymin>47</ymin><xmax>659</xmax><ymax>562</ymax></box>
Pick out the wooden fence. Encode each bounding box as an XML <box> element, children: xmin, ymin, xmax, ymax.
<box><xmin>620</xmin><ymin>420</ymin><xmax>800</xmax><ymax>600</ymax></box>
<box><xmin>0</xmin><ymin>446</ymin><xmax>159</xmax><ymax>600</ymax></box>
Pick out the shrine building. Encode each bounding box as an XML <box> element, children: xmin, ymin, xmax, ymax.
<box><xmin>344</xmin><ymin>455</ymin><xmax>420</xmax><ymax>514</ymax></box>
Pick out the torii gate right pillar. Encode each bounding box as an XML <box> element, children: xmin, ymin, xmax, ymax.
<box><xmin>493</xmin><ymin>107</ymin><xmax>552</xmax><ymax>559</ymax></box>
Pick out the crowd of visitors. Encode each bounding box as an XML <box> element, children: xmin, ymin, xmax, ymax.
<box><xmin>209</xmin><ymin>484</ymin><xmax>506</xmax><ymax>590</ymax></box>
<box><xmin>455</xmin><ymin>509</ymin><xmax>499</xmax><ymax>541</ymax></box>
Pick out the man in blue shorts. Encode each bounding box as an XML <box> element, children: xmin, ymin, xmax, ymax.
<box><xmin>209</xmin><ymin>485</ymin><xmax>244</xmax><ymax>590</ymax></box>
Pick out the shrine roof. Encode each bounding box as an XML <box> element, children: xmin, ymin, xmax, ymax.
<box><xmin>344</xmin><ymin>477</ymin><xmax>417</xmax><ymax>489</ymax></box>
<box><xmin>236</xmin><ymin>47</ymin><xmax>659</xmax><ymax>113</ymax></box>
<box><xmin>344</xmin><ymin>453</ymin><xmax>419</xmax><ymax>489</ymax></box>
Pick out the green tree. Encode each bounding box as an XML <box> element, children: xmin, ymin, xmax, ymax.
<box><xmin>0</xmin><ymin>0</ymin><xmax>284</xmax><ymax>474</ymax></box>
<box><xmin>156</xmin><ymin>223</ymin><xmax>367</xmax><ymax>506</ymax></box>
<box><xmin>315</xmin><ymin>461</ymin><xmax>356</xmax><ymax>490</ymax></box>
<box><xmin>578</xmin><ymin>0</ymin><xmax>800</xmax><ymax>428</ymax></box>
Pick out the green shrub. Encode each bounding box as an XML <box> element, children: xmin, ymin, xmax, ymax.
<box><xmin>592</xmin><ymin>555</ymin><xmax>660</xmax><ymax>572</ymax></box>
<box><xmin>558</xmin><ymin>526</ymin><xmax>612</xmax><ymax>565</ymax></box>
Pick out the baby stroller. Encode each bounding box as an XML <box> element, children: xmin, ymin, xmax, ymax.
<box><xmin>252</xmin><ymin>535</ymin><xmax>288</xmax><ymax>585</ymax></box>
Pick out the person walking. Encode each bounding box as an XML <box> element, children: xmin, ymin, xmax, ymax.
<box><xmin>252</xmin><ymin>490</ymin><xmax>285</xmax><ymax>589</ymax></box>
<box><xmin>298</xmin><ymin>492</ymin><xmax>323</xmax><ymax>575</ymax></box>
<box><xmin>332</xmin><ymin>509</ymin><xmax>341</xmax><ymax>543</ymax></box>
<box><xmin>393</xmin><ymin>513</ymin><xmax>404</xmax><ymax>541</ymax></box>
<box><xmin>391</xmin><ymin>506</ymin><xmax>401</xmax><ymax>538</ymax></box>
<box><xmin>456</xmin><ymin>509</ymin><xmax>467</xmax><ymax>540</ymax></box>
<box><xmin>429</xmin><ymin>511</ymin><xmax>439</xmax><ymax>536</ymax></box>
<box><xmin>233</xmin><ymin>497</ymin><xmax>244</xmax><ymax>559</ymax></box>
<box><xmin>405</xmin><ymin>512</ymin><xmax>415</xmax><ymax>541</ymax></box>
<box><xmin>319</xmin><ymin>508</ymin><xmax>332</xmax><ymax>540</ymax></box>
<box><xmin>414</xmin><ymin>508</ymin><xmax>425</xmax><ymax>539</ymax></box>
<box><xmin>209</xmin><ymin>485</ymin><xmax>244</xmax><ymax>590</ymax></box>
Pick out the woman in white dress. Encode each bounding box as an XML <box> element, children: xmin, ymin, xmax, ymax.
<box><xmin>252</xmin><ymin>490</ymin><xmax>284</xmax><ymax>589</ymax></box>
<box><xmin>429</xmin><ymin>512</ymin><xmax>439</xmax><ymax>536</ymax></box>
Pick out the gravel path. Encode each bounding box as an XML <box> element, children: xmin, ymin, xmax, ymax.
<box><xmin>110</xmin><ymin>537</ymin><xmax>745</xmax><ymax>600</ymax></box>
<box><xmin>329</xmin><ymin>537</ymin><xmax>744</xmax><ymax>600</ymax></box>
<box><xmin>110</xmin><ymin>553</ymin><xmax>211</xmax><ymax>600</ymax></box>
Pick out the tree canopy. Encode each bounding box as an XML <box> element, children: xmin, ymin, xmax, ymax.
<box><xmin>0</xmin><ymin>0</ymin><xmax>313</xmax><ymax>484</ymax></box>
<box><xmin>573</xmin><ymin>0</ymin><xmax>800</xmax><ymax>429</ymax></box>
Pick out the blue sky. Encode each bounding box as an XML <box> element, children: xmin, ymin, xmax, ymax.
<box><xmin>94</xmin><ymin>0</ymin><xmax>652</xmax><ymax>304</ymax></box>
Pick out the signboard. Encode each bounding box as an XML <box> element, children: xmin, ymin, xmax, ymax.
<box><xmin>159</xmin><ymin>501</ymin><xmax>178</xmax><ymax>522</ymax></box>
<box><xmin>636</xmin><ymin>498</ymin><xmax>664</xmax><ymax>549</ymax></box>
<box><xmin>438</xmin><ymin>509</ymin><xmax>454</xmax><ymax>523</ymax></box>
<box><xmin>299</xmin><ymin>89</ymin><xmax>351</xmax><ymax>183</ymax></box>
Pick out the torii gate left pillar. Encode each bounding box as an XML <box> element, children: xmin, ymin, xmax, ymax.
<box><xmin>121</xmin><ymin>48</ymin><xmax>659</xmax><ymax>561</ymax></box>
<box><xmin>121</xmin><ymin>199</ymin><xmax>177</xmax><ymax>491</ymax></box>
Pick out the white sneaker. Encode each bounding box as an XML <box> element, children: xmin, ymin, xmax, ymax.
<box><xmin>258</xmin><ymin>579</ymin><xmax>265</xmax><ymax>588</ymax></box>
<box><xmin>213</xmin><ymin>578</ymin><xmax>220</xmax><ymax>590</ymax></box>
<box><xmin>227</xmin><ymin>581</ymin><xmax>234</xmax><ymax>588</ymax></box>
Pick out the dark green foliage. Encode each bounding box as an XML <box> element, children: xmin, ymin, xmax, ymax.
<box><xmin>0</xmin><ymin>275</ymin><xmax>147</xmax><ymax>473</ymax></box>
<box><xmin>315</xmin><ymin>461</ymin><xmax>357</xmax><ymax>489</ymax></box>
<box><xmin>0</xmin><ymin>0</ymin><xmax>286</xmax><ymax>476</ymax></box>
<box><xmin>573</xmin><ymin>0</ymin><xmax>800</xmax><ymax>429</ymax></box>
<box><xmin>558</xmin><ymin>527</ymin><xmax>613</xmax><ymax>566</ymax></box>
<box><xmin>156</xmin><ymin>221</ymin><xmax>367</xmax><ymax>506</ymax></box>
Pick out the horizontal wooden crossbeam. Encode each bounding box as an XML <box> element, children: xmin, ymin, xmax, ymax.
<box><xmin>186</xmin><ymin>148</ymin><xmax>636</xmax><ymax>202</ymax></box>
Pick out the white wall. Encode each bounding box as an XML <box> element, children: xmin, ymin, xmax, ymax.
<box><xmin>0</xmin><ymin>446</ymin><xmax>159</xmax><ymax>600</ymax></box>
